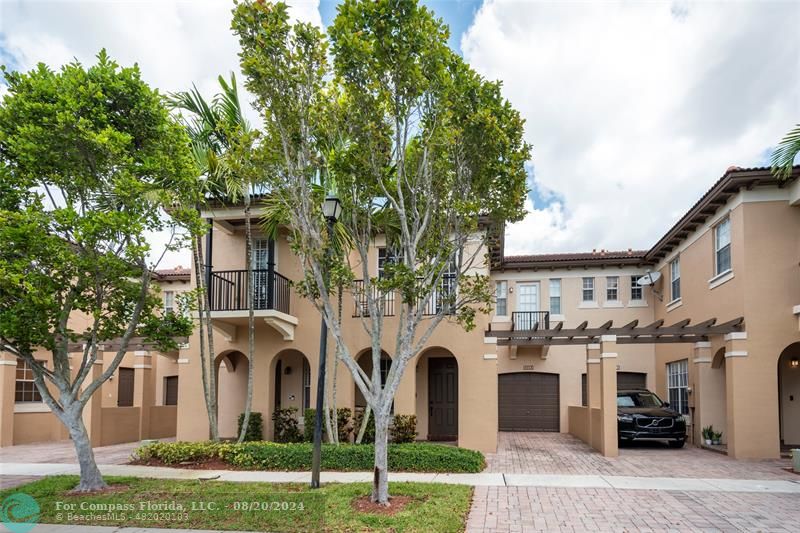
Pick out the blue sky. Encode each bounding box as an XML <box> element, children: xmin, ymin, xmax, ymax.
<box><xmin>1</xmin><ymin>0</ymin><xmax>797</xmax><ymax>265</ymax></box>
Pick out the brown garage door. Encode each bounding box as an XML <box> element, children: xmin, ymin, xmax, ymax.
<box><xmin>617</xmin><ymin>372</ymin><xmax>647</xmax><ymax>390</ymax></box>
<box><xmin>498</xmin><ymin>372</ymin><xmax>559</xmax><ymax>432</ymax></box>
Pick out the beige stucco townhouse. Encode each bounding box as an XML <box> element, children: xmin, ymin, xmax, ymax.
<box><xmin>2</xmin><ymin>165</ymin><xmax>798</xmax><ymax>461</ymax></box>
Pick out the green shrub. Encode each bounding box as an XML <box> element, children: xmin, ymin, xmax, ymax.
<box><xmin>304</xmin><ymin>408</ymin><xmax>353</xmax><ymax>443</ymax></box>
<box><xmin>390</xmin><ymin>415</ymin><xmax>417</xmax><ymax>443</ymax></box>
<box><xmin>237</xmin><ymin>412</ymin><xmax>263</xmax><ymax>442</ymax></box>
<box><xmin>353</xmin><ymin>408</ymin><xmax>375</xmax><ymax>443</ymax></box>
<box><xmin>272</xmin><ymin>407</ymin><xmax>303</xmax><ymax>443</ymax></box>
<box><xmin>135</xmin><ymin>441</ymin><xmax>485</xmax><ymax>473</ymax></box>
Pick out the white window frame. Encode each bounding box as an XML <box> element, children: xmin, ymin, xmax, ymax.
<box><xmin>670</xmin><ymin>257</ymin><xmax>681</xmax><ymax>302</ymax></box>
<box><xmin>667</xmin><ymin>359</ymin><xmax>689</xmax><ymax>415</ymax></box>
<box><xmin>495</xmin><ymin>281</ymin><xmax>508</xmax><ymax>317</ymax></box>
<box><xmin>714</xmin><ymin>217</ymin><xmax>731</xmax><ymax>276</ymax></box>
<box><xmin>377</xmin><ymin>247</ymin><xmax>401</xmax><ymax>279</ymax></box>
<box><xmin>606</xmin><ymin>276</ymin><xmax>619</xmax><ymax>302</ymax></box>
<box><xmin>582</xmin><ymin>277</ymin><xmax>595</xmax><ymax>302</ymax></box>
<box><xmin>163</xmin><ymin>290</ymin><xmax>175</xmax><ymax>314</ymax></box>
<box><xmin>630</xmin><ymin>275</ymin><xmax>643</xmax><ymax>301</ymax></box>
<box><xmin>549</xmin><ymin>279</ymin><xmax>561</xmax><ymax>315</ymax></box>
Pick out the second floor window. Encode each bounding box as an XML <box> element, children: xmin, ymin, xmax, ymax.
<box><xmin>715</xmin><ymin>217</ymin><xmax>731</xmax><ymax>275</ymax></box>
<box><xmin>15</xmin><ymin>359</ymin><xmax>43</xmax><ymax>403</ymax></box>
<box><xmin>378</xmin><ymin>247</ymin><xmax>401</xmax><ymax>279</ymax></box>
<box><xmin>253</xmin><ymin>238</ymin><xmax>270</xmax><ymax>270</ymax></box>
<box><xmin>495</xmin><ymin>281</ymin><xmax>508</xmax><ymax>316</ymax></box>
<box><xmin>163</xmin><ymin>291</ymin><xmax>175</xmax><ymax>314</ymax></box>
<box><xmin>606</xmin><ymin>276</ymin><xmax>619</xmax><ymax>302</ymax></box>
<box><xmin>670</xmin><ymin>258</ymin><xmax>681</xmax><ymax>301</ymax></box>
<box><xmin>582</xmin><ymin>277</ymin><xmax>594</xmax><ymax>302</ymax></box>
<box><xmin>549</xmin><ymin>279</ymin><xmax>561</xmax><ymax>315</ymax></box>
<box><xmin>630</xmin><ymin>275</ymin><xmax>643</xmax><ymax>301</ymax></box>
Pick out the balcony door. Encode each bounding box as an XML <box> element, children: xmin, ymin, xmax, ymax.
<box><xmin>516</xmin><ymin>283</ymin><xmax>540</xmax><ymax>330</ymax></box>
<box><xmin>252</xmin><ymin>239</ymin><xmax>271</xmax><ymax>309</ymax></box>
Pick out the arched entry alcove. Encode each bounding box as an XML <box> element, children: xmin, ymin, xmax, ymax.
<box><xmin>703</xmin><ymin>347</ymin><xmax>728</xmax><ymax>443</ymax></box>
<box><xmin>354</xmin><ymin>349</ymin><xmax>392</xmax><ymax>411</ymax></box>
<box><xmin>215</xmin><ymin>351</ymin><xmax>248</xmax><ymax>439</ymax></box>
<box><xmin>778</xmin><ymin>343</ymin><xmax>800</xmax><ymax>447</ymax></box>
<box><xmin>269</xmin><ymin>349</ymin><xmax>312</xmax><ymax>436</ymax></box>
<box><xmin>415</xmin><ymin>347</ymin><xmax>459</xmax><ymax>442</ymax></box>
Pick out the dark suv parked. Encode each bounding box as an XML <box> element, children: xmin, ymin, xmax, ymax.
<box><xmin>617</xmin><ymin>389</ymin><xmax>687</xmax><ymax>448</ymax></box>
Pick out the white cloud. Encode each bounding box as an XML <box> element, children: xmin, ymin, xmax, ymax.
<box><xmin>462</xmin><ymin>0</ymin><xmax>800</xmax><ymax>256</ymax></box>
<box><xmin>1</xmin><ymin>0</ymin><xmax>322</xmax><ymax>268</ymax></box>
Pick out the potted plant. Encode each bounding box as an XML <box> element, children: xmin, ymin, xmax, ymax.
<box><xmin>712</xmin><ymin>431</ymin><xmax>723</xmax><ymax>446</ymax></box>
<box><xmin>701</xmin><ymin>425</ymin><xmax>714</xmax><ymax>446</ymax></box>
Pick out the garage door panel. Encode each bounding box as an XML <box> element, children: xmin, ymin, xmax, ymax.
<box><xmin>498</xmin><ymin>372</ymin><xmax>559</xmax><ymax>432</ymax></box>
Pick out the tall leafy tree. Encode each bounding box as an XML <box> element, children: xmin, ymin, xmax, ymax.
<box><xmin>168</xmin><ymin>74</ymin><xmax>254</xmax><ymax>442</ymax></box>
<box><xmin>232</xmin><ymin>0</ymin><xmax>529</xmax><ymax>504</ymax></box>
<box><xmin>771</xmin><ymin>123</ymin><xmax>800</xmax><ymax>180</ymax></box>
<box><xmin>0</xmin><ymin>52</ymin><xmax>196</xmax><ymax>491</ymax></box>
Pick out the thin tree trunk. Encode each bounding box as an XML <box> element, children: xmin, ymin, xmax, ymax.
<box><xmin>356</xmin><ymin>404</ymin><xmax>371</xmax><ymax>444</ymax></box>
<box><xmin>63</xmin><ymin>408</ymin><xmax>106</xmax><ymax>492</ymax></box>
<box><xmin>331</xmin><ymin>283</ymin><xmax>343</xmax><ymax>443</ymax></box>
<box><xmin>193</xmin><ymin>236</ymin><xmax>217</xmax><ymax>440</ymax></box>
<box><xmin>238</xmin><ymin>197</ymin><xmax>255</xmax><ymax>442</ymax></box>
<box><xmin>371</xmin><ymin>412</ymin><xmax>391</xmax><ymax>504</ymax></box>
<box><xmin>199</xmin><ymin>235</ymin><xmax>220</xmax><ymax>441</ymax></box>
<box><xmin>323</xmin><ymin>329</ymin><xmax>335</xmax><ymax>443</ymax></box>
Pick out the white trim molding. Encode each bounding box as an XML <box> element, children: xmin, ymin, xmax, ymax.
<box><xmin>724</xmin><ymin>332</ymin><xmax>747</xmax><ymax>341</ymax></box>
<box><xmin>134</xmin><ymin>350</ymin><xmax>150</xmax><ymax>356</ymax></box>
<box><xmin>586</xmin><ymin>358</ymin><xmax>601</xmax><ymax>364</ymax></box>
<box><xmin>693</xmin><ymin>357</ymin><xmax>712</xmax><ymax>364</ymax></box>
<box><xmin>725</xmin><ymin>350</ymin><xmax>748</xmax><ymax>358</ymax></box>
<box><xmin>708</xmin><ymin>270</ymin><xmax>734</xmax><ymax>290</ymax></box>
<box><xmin>666</xmin><ymin>298</ymin><xmax>683</xmax><ymax>312</ymax></box>
<box><xmin>483</xmin><ymin>353</ymin><xmax>498</xmax><ymax>360</ymax></box>
<box><xmin>483</xmin><ymin>337</ymin><xmax>497</xmax><ymax>345</ymax></box>
<box><xmin>601</xmin><ymin>352</ymin><xmax>618</xmax><ymax>359</ymax></box>
<box><xmin>14</xmin><ymin>402</ymin><xmax>51</xmax><ymax>413</ymax></box>
<box><xmin>793</xmin><ymin>304</ymin><xmax>800</xmax><ymax>315</ymax></box>
<box><xmin>587</xmin><ymin>343</ymin><xmax>601</xmax><ymax>350</ymax></box>
<box><xmin>600</xmin><ymin>335</ymin><xmax>617</xmax><ymax>342</ymax></box>
<box><xmin>694</xmin><ymin>341</ymin><xmax>712</xmax><ymax>349</ymax></box>
<box><xmin>177</xmin><ymin>358</ymin><xmax>190</xmax><ymax>364</ymax></box>
<box><xmin>133</xmin><ymin>364</ymin><xmax>152</xmax><ymax>369</ymax></box>
<box><xmin>0</xmin><ymin>360</ymin><xmax>18</xmax><ymax>366</ymax></box>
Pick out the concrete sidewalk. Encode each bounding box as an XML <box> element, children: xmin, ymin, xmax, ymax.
<box><xmin>2</xmin><ymin>462</ymin><xmax>799</xmax><ymax>493</ymax></box>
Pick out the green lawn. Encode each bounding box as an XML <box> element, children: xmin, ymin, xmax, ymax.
<box><xmin>1</xmin><ymin>476</ymin><xmax>473</xmax><ymax>532</ymax></box>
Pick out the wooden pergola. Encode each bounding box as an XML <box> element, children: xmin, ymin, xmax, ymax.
<box><xmin>486</xmin><ymin>317</ymin><xmax>744</xmax><ymax>346</ymax></box>
<box><xmin>65</xmin><ymin>336</ymin><xmax>189</xmax><ymax>353</ymax></box>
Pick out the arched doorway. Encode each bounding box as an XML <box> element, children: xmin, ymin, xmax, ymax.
<box><xmin>416</xmin><ymin>348</ymin><xmax>458</xmax><ymax>442</ymax></box>
<box><xmin>354</xmin><ymin>349</ymin><xmax>392</xmax><ymax>412</ymax></box>
<box><xmin>778</xmin><ymin>343</ymin><xmax>800</xmax><ymax>448</ymax></box>
<box><xmin>215</xmin><ymin>351</ymin><xmax>248</xmax><ymax>439</ymax></box>
<box><xmin>703</xmin><ymin>348</ymin><xmax>728</xmax><ymax>444</ymax></box>
<box><xmin>270</xmin><ymin>349</ymin><xmax>312</xmax><ymax>436</ymax></box>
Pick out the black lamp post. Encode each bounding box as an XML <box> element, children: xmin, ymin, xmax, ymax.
<box><xmin>311</xmin><ymin>195</ymin><xmax>342</xmax><ymax>489</ymax></box>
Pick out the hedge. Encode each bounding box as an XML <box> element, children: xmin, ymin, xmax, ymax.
<box><xmin>135</xmin><ymin>441</ymin><xmax>485</xmax><ymax>473</ymax></box>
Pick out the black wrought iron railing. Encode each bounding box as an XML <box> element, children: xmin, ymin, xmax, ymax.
<box><xmin>208</xmin><ymin>269</ymin><xmax>291</xmax><ymax>315</ymax></box>
<box><xmin>511</xmin><ymin>311</ymin><xmax>550</xmax><ymax>331</ymax></box>
<box><xmin>351</xmin><ymin>274</ymin><xmax>457</xmax><ymax>317</ymax></box>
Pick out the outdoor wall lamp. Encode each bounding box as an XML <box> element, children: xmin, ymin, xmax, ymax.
<box><xmin>791</xmin><ymin>357</ymin><xmax>799</xmax><ymax>369</ymax></box>
<box><xmin>284</xmin><ymin>366</ymin><xmax>292</xmax><ymax>375</ymax></box>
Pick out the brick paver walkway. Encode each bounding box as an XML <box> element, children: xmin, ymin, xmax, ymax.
<box><xmin>485</xmin><ymin>433</ymin><xmax>793</xmax><ymax>479</ymax></box>
<box><xmin>466</xmin><ymin>486</ymin><xmax>800</xmax><ymax>532</ymax></box>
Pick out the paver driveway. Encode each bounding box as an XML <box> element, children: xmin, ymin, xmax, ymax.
<box><xmin>0</xmin><ymin>439</ymin><xmax>145</xmax><ymax>489</ymax></box>
<box><xmin>470</xmin><ymin>433</ymin><xmax>799</xmax><ymax>532</ymax></box>
<box><xmin>485</xmin><ymin>432</ymin><xmax>793</xmax><ymax>479</ymax></box>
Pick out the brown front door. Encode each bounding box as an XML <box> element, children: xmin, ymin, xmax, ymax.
<box><xmin>117</xmin><ymin>367</ymin><xmax>134</xmax><ymax>407</ymax></box>
<box><xmin>498</xmin><ymin>372</ymin><xmax>560</xmax><ymax>431</ymax></box>
<box><xmin>428</xmin><ymin>357</ymin><xmax>458</xmax><ymax>440</ymax></box>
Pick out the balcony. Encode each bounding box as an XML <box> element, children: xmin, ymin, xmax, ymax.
<box><xmin>511</xmin><ymin>311</ymin><xmax>550</xmax><ymax>331</ymax></box>
<box><xmin>207</xmin><ymin>269</ymin><xmax>297</xmax><ymax>340</ymax></box>
<box><xmin>352</xmin><ymin>275</ymin><xmax>456</xmax><ymax>317</ymax></box>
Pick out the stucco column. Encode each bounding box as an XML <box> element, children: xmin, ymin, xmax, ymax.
<box><xmin>250</xmin><ymin>350</ymin><xmax>271</xmax><ymax>440</ymax></box>
<box><xmin>599</xmin><ymin>335</ymin><xmax>618</xmax><ymax>457</ymax></box>
<box><xmin>394</xmin><ymin>364</ymin><xmax>416</xmax><ymax>417</ymax></box>
<box><xmin>0</xmin><ymin>351</ymin><xmax>17</xmax><ymax>447</ymax></box>
<box><xmin>134</xmin><ymin>350</ymin><xmax>154</xmax><ymax>440</ymax></box>
<box><xmin>83</xmin><ymin>352</ymin><xmax>105</xmax><ymax>447</ymax></box>
<box><xmin>585</xmin><ymin>343</ymin><xmax>600</xmax><ymax>448</ymax></box>
<box><xmin>690</xmin><ymin>341</ymin><xmax>712</xmax><ymax>445</ymax></box>
<box><xmin>175</xmin><ymin>351</ymin><xmax>208</xmax><ymax>441</ymax></box>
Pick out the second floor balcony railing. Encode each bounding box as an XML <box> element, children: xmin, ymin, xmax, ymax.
<box><xmin>512</xmin><ymin>311</ymin><xmax>550</xmax><ymax>331</ymax></box>
<box><xmin>208</xmin><ymin>269</ymin><xmax>291</xmax><ymax>315</ymax></box>
<box><xmin>352</xmin><ymin>274</ymin><xmax>456</xmax><ymax>317</ymax></box>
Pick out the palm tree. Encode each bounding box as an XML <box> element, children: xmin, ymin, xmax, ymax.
<box><xmin>169</xmin><ymin>73</ymin><xmax>254</xmax><ymax>443</ymax></box>
<box><xmin>771</xmin><ymin>123</ymin><xmax>800</xmax><ymax>180</ymax></box>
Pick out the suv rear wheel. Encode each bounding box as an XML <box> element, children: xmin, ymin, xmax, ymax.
<box><xmin>668</xmin><ymin>438</ymin><xmax>685</xmax><ymax>449</ymax></box>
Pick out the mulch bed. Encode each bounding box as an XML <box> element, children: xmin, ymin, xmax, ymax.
<box><xmin>351</xmin><ymin>495</ymin><xmax>418</xmax><ymax>515</ymax></box>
